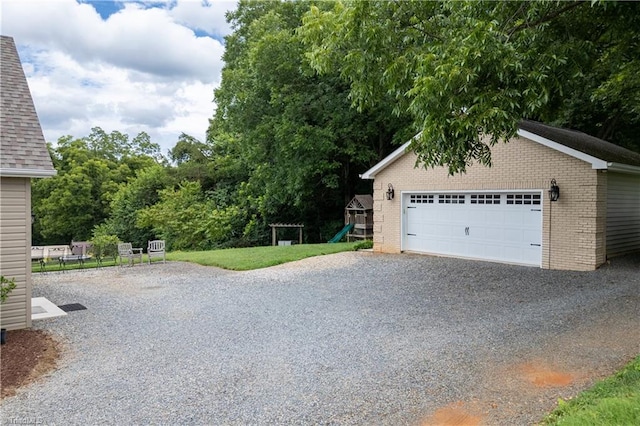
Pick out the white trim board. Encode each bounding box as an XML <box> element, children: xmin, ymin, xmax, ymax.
<box><xmin>0</xmin><ymin>168</ymin><xmax>57</xmax><ymax>178</ymax></box>
<box><xmin>360</xmin><ymin>132</ymin><xmax>421</xmax><ymax>179</ymax></box>
<box><xmin>360</xmin><ymin>127</ymin><xmax>640</xmax><ymax>179</ymax></box>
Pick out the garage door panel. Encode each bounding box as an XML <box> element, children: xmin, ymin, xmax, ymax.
<box><xmin>520</xmin><ymin>245</ymin><xmax>542</xmax><ymax>264</ymax></box>
<box><xmin>503</xmin><ymin>212</ymin><xmax>524</xmax><ymax>226</ymax></box>
<box><xmin>471</xmin><ymin>209</ymin><xmax>501</xmax><ymax>224</ymax></box>
<box><xmin>444</xmin><ymin>224</ymin><xmax>462</xmax><ymax>238</ymax></box>
<box><xmin>449</xmin><ymin>210</ymin><xmax>468</xmax><ymax>221</ymax></box>
<box><xmin>481</xmin><ymin>213</ymin><xmax>502</xmax><ymax>226</ymax></box>
<box><xmin>503</xmin><ymin>228</ymin><xmax>524</xmax><ymax>241</ymax></box>
<box><xmin>403</xmin><ymin>192</ymin><xmax>542</xmax><ymax>266</ymax></box>
<box><xmin>470</xmin><ymin>241</ymin><xmax>502</xmax><ymax>259</ymax></box>
<box><xmin>475</xmin><ymin>225</ymin><xmax>503</xmax><ymax>238</ymax></box>
<box><xmin>522</xmin><ymin>228</ymin><xmax>541</xmax><ymax>244</ymax></box>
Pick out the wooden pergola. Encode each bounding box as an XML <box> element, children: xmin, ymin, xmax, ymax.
<box><xmin>269</xmin><ymin>223</ymin><xmax>304</xmax><ymax>246</ymax></box>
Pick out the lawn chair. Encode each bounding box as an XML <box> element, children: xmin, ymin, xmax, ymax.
<box><xmin>59</xmin><ymin>241</ymin><xmax>93</xmax><ymax>270</ymax></box>
<box><xmin>117</xmin><ymin>242</ymin><xmax>143</xmax><ymax>267</ymax></box>
<box><xmin>71</xmin><ymin>241</ymin><xmax>93</xmax><ymax>257</ymax></box>
<box><xmin>31</xmin><ymin>246</ymin><xmax>46</xmax><ymax>272</ymax></box>
<box><xmin>147</xmin><ymin>240</ymin><xmax>166</xmax><ymax>264</ymax></box>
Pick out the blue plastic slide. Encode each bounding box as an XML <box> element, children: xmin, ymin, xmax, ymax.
<box><xmin>328</xmin><ymin>223</ymin><xmax>354</xmax><ymax>243</ymax></box>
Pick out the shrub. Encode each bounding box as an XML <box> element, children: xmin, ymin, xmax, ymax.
<box><xmin>0</xmin><ymin>276</ymin><xmax>17</xmax><ymax>304</ymax></box>
<box><xmin>90</xmin><ymin>234</ymin><xmax>120</xmax><ymax>261</ymax></box>
<box><xmin>353</xmin><ymin>239</ymin><xmax>373</xmax><ymax>250</ymax></box>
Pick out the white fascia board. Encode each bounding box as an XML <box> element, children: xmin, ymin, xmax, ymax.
<box><xmin>360</xmin><ymin>132</ymin><xmax>422</xmax><ymax>179</ymax></box>
<box><xmin>0</xmin><ymin>168</ymin><xmax>57</xmax><ymax>178</ymax></box>
<box><xmin>362</xmin><ymin>128</ymin><xmax>626</xmax><ymax>179</ymax></box>
<box><xmin>517</xmin><ymin>129</ymin><xmax>608</xmax><ymax>169</ymax></box>
<box><xmin>360</xmin><ymin>141</ymin><xmax>411</xmax><ymax>179</ymax></box>
<box><xmin>606</xmin><ymin>163</ymin><xmax>640</xmax><ymax>175</ymax></box>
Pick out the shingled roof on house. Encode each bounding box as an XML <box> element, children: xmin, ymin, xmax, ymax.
<box><xmin>519</xmin><ymin>120</ymin><xmax>640</xmax><ymax>168</ymax></box>
<box><xmin>0</xmin><ymin>35</ymin><xmax>55</xmax><ymax>177</ymax></box>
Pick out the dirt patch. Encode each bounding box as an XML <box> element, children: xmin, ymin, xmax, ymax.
<box><xmin>517</xmin><ymin>360</ymin><xmax>575</xmax><ymax>387</ymax></box>
<box><xmin>417</xmin><ymin>296</ymin><xmax>640</xmax><ymax>426</ymax></box>
<box><xmin>1</xmin><ymin>329</ymin><xmax>61</xmax><ymax>399</ymax></box>
<box><xmin>421</xmin><ymin>401</ymin><xmax>483</xmax><ymax>426</ymax></box>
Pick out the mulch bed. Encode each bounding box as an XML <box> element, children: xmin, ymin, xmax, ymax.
<box><xmin>1</xmin><ymin>329</ymin><xmax>61</xmax><ymax>399</ymax></box>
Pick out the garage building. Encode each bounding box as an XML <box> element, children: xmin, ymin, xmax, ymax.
<box><xmin>361</xmin><ymin>120</ymin><xmax>640</xmax><ymax>271</ymax></box>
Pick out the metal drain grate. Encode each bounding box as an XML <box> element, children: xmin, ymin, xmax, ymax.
<box><xmin>57</xmin><ymin>303</ymin><xmax>87</xmax><ymax>312</ymax></box>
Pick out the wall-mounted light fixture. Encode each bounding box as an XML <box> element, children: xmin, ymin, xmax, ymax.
<box><xmin>548</xmin><ymin>179</ymin><xmax>560</xmax><ymax>202</ymax></box>
<box><xmin>386</xmin><ymin>183</ymin><xmax>395</xmax><ymax>201</ymax></box>
<box><xmin>31</xmin><ymin>213</ymin><xmax>36</xmax><ymax>224</ymax></box>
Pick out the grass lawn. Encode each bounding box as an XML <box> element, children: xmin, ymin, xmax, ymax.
<box><xmin>167</xmin><ymin>242</ymin><xmax>359</xmax><ymax>270</ymax></box>
<box><xmin>31</xmin><ymin>242</ymin><xmax>363</xmax><ymax>273</ymax></box>
<box><xmin>32</xmin><ymin>258</ymin><xmax>118</xmax><ymax>273</ymax></box>
<box><xmin>541</xmin><ymin>355</ymin><xmax>640</xmax><ymax>425</ymax></box>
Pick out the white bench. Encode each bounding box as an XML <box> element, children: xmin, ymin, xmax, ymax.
<box><xmin>118</xmin><ymin>243</ymin><xmax>143</xmax><ymax>266</ymax></box>
<box><xmin>31</xmin><ymin>245</ymin><xmax>69</xmax><ymax>271</ymax></box>
<box><xmin>147</xmin><ymin>240</ymin><xmax>166</xmax><ymax>264</ymax></box>
<box><xmin>32</xmin><ymin>245</ymin><xmax>92</xmax><ymax>271</ymax></box>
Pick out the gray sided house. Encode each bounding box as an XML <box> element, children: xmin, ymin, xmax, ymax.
<box><xmin>1</xmin><ymin>35</ymin><xmax>56</xmax><ymax>330</ymax></box>
<box><xmin>362</xmin><ymin>121</ymin><xmax>640</xmax><ymax>271</ymax></box>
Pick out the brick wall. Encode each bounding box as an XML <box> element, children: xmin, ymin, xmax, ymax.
<box><xmin>371</xmin><ymin>135</ymin><xmax>606</xmax><ymax>271</ymax></box>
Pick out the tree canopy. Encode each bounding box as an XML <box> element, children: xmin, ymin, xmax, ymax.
<box><xmin>210</xmin><ymin>0</ymin><xmax>410</xmax><ymax>240</ymax></box>
<box><xmin>300</xmin><ymin>0</ymin><xmax>640</xmax><ymax>173</ymax></box>
<box><xmin>30</xmin><ymin>0</ymin><xmax>640</xmax><ymax>251</ymax></box>
<box><xmin>32</xmin><ymin>128</ymin><xmax>164</xmax><ymax>244</ymax></box>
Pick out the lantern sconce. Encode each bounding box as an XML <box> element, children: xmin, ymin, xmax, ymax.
<box><xmin>548</xmin><ymin>179</ymin><xmax>560</xmax><ymax>202</ymax></box>
<box><xmin>386</xmin><ymin>183</ymin><xmax>395</xmax><ymax>201</ymax></box>
<box><xmin>31</xmin><ymin>213</ymin><xmax>36</xmax><ymax>224</ymax></box>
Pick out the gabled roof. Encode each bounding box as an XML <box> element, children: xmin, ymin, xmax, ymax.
<box><xmin>0</xmin><ymin>35</ymin><xmax>55</xmax><ymax>178</ymax></box>
<box><xmin>346</xmin><ymin>194</ymin><xmax>373</xmax><ymax>211</ymax></box>
<box><xmin>518</xmin><ymin>120</ymin><xmax>640</xmax><ymax>168</ymax></box>
<box><xmin>361</xmin><ymin>120</ymin><xmax>640</xmax><ymax>179</ymax></box>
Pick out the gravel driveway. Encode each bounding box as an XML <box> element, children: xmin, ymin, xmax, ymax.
<box><xmin>2</xmin><ymin>252</ymin><xmax>639</xmax><ymax>425</ymax></box>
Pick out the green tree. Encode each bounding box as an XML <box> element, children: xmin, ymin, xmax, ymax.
<box><xmin>33</xmin><ymin>157</ymin><xmax>121</xmax><ymax>242</ymax></box>
<box><xmin>300</xmin><ymin>0</ymin><xmax>640</xmax><ymax>173</ymax></box>
<box><xmin>89</xmin><ymin>226</ymin><xmax>120</xmax><ymax>263</ymax></box>
<box><xmin>84</xmin><ymin>127</ymin><xmax>164</xmax><ymax>162</ymax></box>
<box><xmin>32</xmin><ymin>128</ymin><xmax>165</xmax><ymax>244</ymax></box>
<box><xmin>137</xmin><ymin>181</ymin><xmax>244</xmax><ymax>250</ymax></box>
<box><xmin>169</xmin><ymin>133</ymin><xmax>219</xmax><ymax>191</ymax></box>
<box><xmin>106</xmin><ymin>165</ymin><xmax>172</xmax><ymax>248</ymax></box>
<box><xmin>211</xmin><ymin>0</ymin><xmax>410</xmax><ymax>242</ymax></box>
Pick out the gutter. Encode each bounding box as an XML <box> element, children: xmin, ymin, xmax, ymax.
<box><xmin>0</xmin><ymin>168</ymin><xmax>57</xmax><ymax>178</ymax></box>
<box><xmin>606</xmin><ymin>163</ymin><xmax>640</xmax><ymax>175</ymax></box>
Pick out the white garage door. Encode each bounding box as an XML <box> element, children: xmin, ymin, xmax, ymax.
<box><xmin>403</xmin><ymin>192</ymin><xmax>542</xmax><ymax>266</ymax></box>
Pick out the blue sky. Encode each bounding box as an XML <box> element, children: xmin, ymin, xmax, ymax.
<box><xmin>82</xmin><ymin>0</ymin><xmax>229</xmax><ymax>39</ymax></box>
<box><xmin>1</xmin><ymin>0</ymin><xmax>237</xmax><ymax>154</ymax></box>
<box><xmin>82</xmin><ymin>0</ymin><xmax>125</xmax><ymax>19</ymax></box>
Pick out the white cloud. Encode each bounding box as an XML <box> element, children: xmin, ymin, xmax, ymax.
<box><xmin>0</xmin><ymin>0</ymin><xmax>236</xmax><ymax>155</ymax></box>
<box><xmin>169</xmin><ymin>0</ymin><xmax>237</xmax><ymax>37</ymax></box>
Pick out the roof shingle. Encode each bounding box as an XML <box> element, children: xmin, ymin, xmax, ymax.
<box><xmin>519</xmin><ymin>120</ymin><xmax>640</xmax><ymax>167</ymax></box>
<box><xmin>1</xmin><ymin>35</ymin><xmax>55</xmax><ymax>177</ymax></box>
